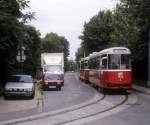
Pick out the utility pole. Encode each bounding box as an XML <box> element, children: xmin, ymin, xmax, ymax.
<box><xmin>147</xmin><ymin>29</ymin><xmax>150</xmax><ymax>87</ymax></box>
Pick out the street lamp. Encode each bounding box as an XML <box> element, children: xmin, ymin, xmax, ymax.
<box><xmin>16</xmin><ymin>46</ymin><xmax>26</xmax><ymax>74</ymax></box>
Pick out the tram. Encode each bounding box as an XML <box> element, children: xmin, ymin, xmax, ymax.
<box><xmin>79</xmin><ymin>57</ymin><xmax>90</xmax><ymax>82</ymax></box>
<box><xmin>79</xmin><ymin>47</ymin><xmax>132</xmax><ymax>90</ymax></box>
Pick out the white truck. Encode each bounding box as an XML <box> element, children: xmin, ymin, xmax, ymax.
<box><xmin>41</xmin><ymin>53</ymin><xmax>64</xmax><ymax>90</ymax></box>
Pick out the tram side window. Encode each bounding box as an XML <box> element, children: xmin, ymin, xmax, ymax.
<box><xmin>101</xmin><ymin>58</ymin><xmax>107</xmax><ymax>69</ymax></box>
<box><xmin>81</xmin><ymin>62</ymin><xmax>84</xmax><ymax>69</ymax></box>
<box><xmin>89</xmin><ymin>60</ymin><xmax>93</xmax><ymax>69</ymax></box>
<box><xmin>94</xmin><ymin>57</ymin><xmax>99</xmax><ymax>69</ymax></box>
<box><xmin>92</xmin><ymin>58</ymin><xmax>96</xmax><ymax>69</ymax></box>
<box><xmin>96</xmin><ymin>57</ymin><xmax>100</xmax><ymax>69</ymax></box>
<box><xmin>89</xmin><ymin>58</ymin><xmax>97</xmax><ymax>69</ymax></box>
<box><xmin>84</xmin><ymin>61</ymin><xmax>89</xmax><ymax>69</ymax></box>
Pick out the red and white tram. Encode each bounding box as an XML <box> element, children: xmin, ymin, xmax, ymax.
<box><xmin>79</xmin><ymin>57</ymin><xmax>90</xmax><ymax>82</ymax></box>
<box><xmin>80</xmin><ymin>47</ymin><xmax>132</xmax><ymax>90</ymax></box>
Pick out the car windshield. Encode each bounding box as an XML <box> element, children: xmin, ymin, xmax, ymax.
<box><xmin>8</xmin><ymin>76</ymin><xmax>33</xmax><ymax>83</ymax></box>
<box><xmin>44</xmin><ymin>65</ymin><xmax>62</xmax><ymax>72</ymax></box>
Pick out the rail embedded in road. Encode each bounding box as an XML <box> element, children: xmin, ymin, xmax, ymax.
<box><xmin>0</xmin><ymin>92</ymin><xmax>138</xmax><ymax>125</ymax></box>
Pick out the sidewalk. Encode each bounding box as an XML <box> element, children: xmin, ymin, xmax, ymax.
<box><xmin>0</xmin><ymin>84</ymin><xmax>42</xmax><ymax>113</ymax></box>
<box><xmin>132</xmin><ymin>84</ymin><xmax>150</xmax><ymax>94</ymax></box>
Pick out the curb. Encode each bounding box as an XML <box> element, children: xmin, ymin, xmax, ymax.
<box><xmin>0</xmin><ymin>92</ymin><xmax>102</xmax><ymax>125</ymax></box>
<box><xmin>132</xmin><ymin>85</ymin><xmax>150</xmax><ymax>95</ymax></box>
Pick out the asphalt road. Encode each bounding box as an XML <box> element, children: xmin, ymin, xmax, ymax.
<box><xmin>0</xmin><ymin>72</ymin><xmax>97</xmax><ymax>122</ymax></box>
<box><xmin>0</xmin><ymin>72</ymin><xmax>150</xmax><ymax>125</ymax></box>
<box><xmin>42</xmin><ymin>72</ymin><xmax>97</xmax><ymax>112</ymax></box>
<box><xmin>83</xmin><ymin>92</ymin><xmax>150</xmax><ymax>125</ymax></box>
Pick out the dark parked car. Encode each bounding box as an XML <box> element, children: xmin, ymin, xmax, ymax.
<box><xmin>4</xmin><ymin>75</ymin><xmax>35</xmax><ymax>99</ymax></box>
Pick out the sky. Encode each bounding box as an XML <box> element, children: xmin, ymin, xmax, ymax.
<box><xmin>28</xmin><ymin>0</ymin><xmax>118</xmax><ymax>59</ymax></box>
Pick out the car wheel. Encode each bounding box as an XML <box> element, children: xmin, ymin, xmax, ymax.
<box><xmin>4</xmin><ymin>95</ymin><xmax>9</xmax><ymax>100</ymax></box>
<box><xmin>57</xmin><ymin>86</ymin><xmax>61</xmax><ymax>91</ymax></box>
<box><xmin>30</xmin><ymin>92</ymin><xmax>35</xmax><ymax>99</ymax></box>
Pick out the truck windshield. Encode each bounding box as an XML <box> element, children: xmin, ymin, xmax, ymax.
<box><xmin>44</xmin><ymin>65</ymin><xmax>62</xmax><ymax>72</ymax></box>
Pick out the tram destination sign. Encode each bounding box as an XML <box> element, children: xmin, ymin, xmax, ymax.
<box><xmin>113</xmin><ymin>49</ymin><xmax>127</xmax><ymax>54</ymax></box>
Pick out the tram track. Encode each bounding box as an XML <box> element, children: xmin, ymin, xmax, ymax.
<box><xmin>11</xmin><ymin>94</ymin><xmax>129</xmax><ymax>125</ymax></box>
<box><xmin>36</xmin><ymin>94</ymin><xmax>106</xmax><ymax>120</ymax></box>
<box><xmin>53</xmin><ymin>94</ymin><xmax>128</xmax><ymax>125</ymax></box>
<box><xmin>132</xmin><ymin>88</ymin><xmax>150</xmax><ymax>95</ymax></box>
<box><xmin>0</xmin><ymin>93</ymin><xmax>129</xmax><ymax>125</ymax></box>
<box><xmin>0</xmin><ymin>93</ymin><xmax>105</xmax><ymax>125</ymax></box>
<box><xmin>129</xmin><ymin>88</ymin><xmax>150</xmax><ymax>107</ymax></box>
<box><xmin>0</xmin><ymin>72</ymin><xmax>132</xmax><ymax>125</ymax></box>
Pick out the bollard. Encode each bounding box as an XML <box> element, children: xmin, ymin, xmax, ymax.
<box><xmin>37</xmin><ymin>98</ymin><xmax>43</xmax><ymax>112</ymax></box>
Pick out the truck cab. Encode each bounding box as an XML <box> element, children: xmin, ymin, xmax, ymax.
<box><xmin>41</xmin><ymin>53</ymin><xmax>64</xmax><ymax>91</ymax></box>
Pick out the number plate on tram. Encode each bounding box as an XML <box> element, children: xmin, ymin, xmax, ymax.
<box><xmin>49</xmin><ymin>86</ymin><xmax>56</xmax><ymax>88</ymax></box>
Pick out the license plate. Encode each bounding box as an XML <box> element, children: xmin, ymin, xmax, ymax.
<box><xmin>49</xmin><ymin>86</ymin><xmax>56</xmax><ymax>88</ymax></box>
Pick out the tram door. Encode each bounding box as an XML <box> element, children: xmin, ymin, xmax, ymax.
<box><xmin>100</xmin><ymin>56</ymin><xmax>108</xmax><ymax>87</ymax></box>
<box><xmin>95</xmin><ymin>57</ymin><xmax>100</xmax><ymax>86</ymax></box>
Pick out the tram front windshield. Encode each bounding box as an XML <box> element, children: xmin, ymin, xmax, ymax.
<box><xmin>108</xmin><ymin>54</ymin><xmax>131</xmax><ymax>69</ymax></box>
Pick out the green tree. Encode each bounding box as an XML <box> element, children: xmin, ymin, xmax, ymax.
<box><xmin>118</xmin><ymin>0</ymin><xmax>150</xmax><ymax>79</ymax></box>
<box><xmin>23</xmin><ymin>25</ymin><xmax>41</xmax><ymax>76</ymax></box>
<box><xmin>120</xmin><ymin>0</ymin><xmax>150</xmax><ymax>27</ymax></box>
<box><xmin>110</xmin><ymin>5</ymin><xmax>139</xmax><ymax>47</ymax></box>
<box><xmin>66</xmin><ymin>59</ymin><xmax>77</xmax><ymax>71</ymax></box>
<box><xmin>75</xmin><ymin>47</ymin><xmax>85</xmax><ymax>68</ymax></box>
<box><xmin>77</xmin><ymin>1</ymin><xmax>149</xmax><ymax>79</ymax></box>
<box><xmin>80</xmin><ymin>10</ymin><xmax>113</xmax><ymax>55</ymax></box>
<box><xmin>42</xmin><ymin>32</ymin><xmax>70</xmax><ymax>71</ymax></box>
<box><xmin>0</xmin><ymin>0</ymin><xmax>34</xmax><ymax>83</ymax></box>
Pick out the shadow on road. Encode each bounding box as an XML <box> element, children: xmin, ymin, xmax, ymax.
<box><xmin>4</xmin><ymin>96</ymin><xmax>34</xmax><ymax>100</ymax></box>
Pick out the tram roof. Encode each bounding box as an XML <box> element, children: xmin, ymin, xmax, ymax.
<box><xmin>80</xmin><ymin>56</ymin><xmax>90</xmax><ymax>61</ymax></box>
<box><xmin>89</xmin><ymin>47</ymin><xmax>131</xmax><ymax>58</ymax></box>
